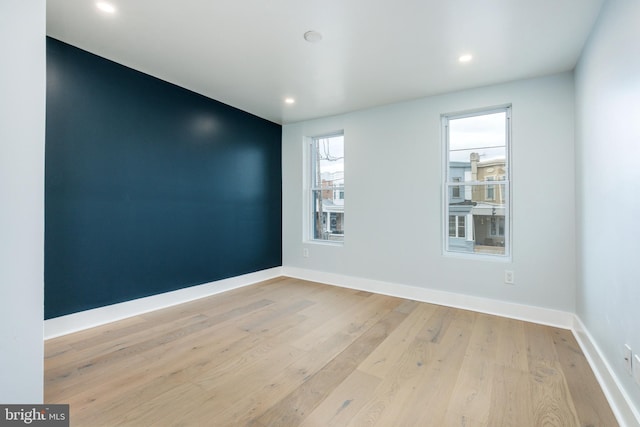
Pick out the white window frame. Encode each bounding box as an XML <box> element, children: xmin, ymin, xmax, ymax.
<box><xmin>442</xmin><ymin>106</ymin><xmax>512</xmax><ymax>259</ymax></box>
<box><xmin>307</xmin><ymin>131</ymin><xmax>344</xmax><ymax>245</ymax></box>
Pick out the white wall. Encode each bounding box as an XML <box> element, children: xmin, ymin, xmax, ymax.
<box><xmin>0</xmin><ymin>0</ymin><xmax>46</xmax><ymax>402</ymax></box>
<box><xmin>283</xmin><ymin>73</ymin><xmax>576</xmax><ymax>312</ymax></box>
<box><xmin>575</xmin><ymin>0</ymin><xmax>640</xmax><ymax>416</ymax></box>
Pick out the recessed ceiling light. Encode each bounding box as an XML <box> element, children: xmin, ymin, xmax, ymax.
<box><xmin>96</xmin><ymin>1</ymin><xmax>116</xmax><ymax>14</ymax></box>
<box><xmin>284</xmin><ymin>98</ymin><xmax>295</xmax><ymax>104</ymax></box>
<box><xmin>303</xmin><ymin>31</ymin><xmax>323</xmax><ymax>43</ymax></box>
<box><xmin>458</xmin><ymin>54</ymin><xmax>473</xmax><ymax>63</ymax></box>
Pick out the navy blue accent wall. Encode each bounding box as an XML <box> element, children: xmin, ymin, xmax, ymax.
<box><xmin>45</xmin><ymin>38</ymin><xmax>282</xmax><ymax>319</ymax></box>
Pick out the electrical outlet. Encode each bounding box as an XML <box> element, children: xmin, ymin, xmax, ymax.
<box><xmin>302</xmin><ymin>248</ymin><xmax>309</xmax><ymax>258</ymax></box>
<box><xmin>633</xmin><ymin>355</ymin><xmax>640</xmax><ymax>386</ymax></box>
<box><xmin>624</xmin><ymin>344</ymin><xmax>633</xmax><ymax>374</ymax></box>
<box><xmin>504</xmin><ymin>270</ymin><xmax>514</xmax><ymax>284</ymax></box>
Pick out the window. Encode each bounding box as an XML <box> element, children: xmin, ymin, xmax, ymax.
<box><xmin>485</xmin><ymin>176</ymin><xmax>495</xmax><ymax>200</ymax></box>
<box><xmin>452</xmin><ymin>177</ymin><xmax>461</xmax><ymax>198</ymax></box>
<box><xmin>490</xmin><ymin>217</ymin><xmax>505</xmax><ymax>237</ymax></box>
<box><xmin>448</xmin><ymin>215</ymin><xmax>466</xmax><ymax>238</ymax></box>
<box><xmin>443</xmin><ymin>106</ymin><xmax>511</xmax><ymax>257</ymax></box>
<box><xmin>310</xmin><ymin>133</ymin><xmax>344</xmax><ymax>243</ymax></box>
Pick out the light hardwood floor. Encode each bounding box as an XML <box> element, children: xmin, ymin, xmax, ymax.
<box><xmin>45</xmin><ymin>277</ymin><xmax>618</xmax><ymax>426</ymax></box>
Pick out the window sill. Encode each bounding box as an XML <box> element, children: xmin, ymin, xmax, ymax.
<box><xmin>443</xmin><ymin>250</ymin><xmax>511</xmax><ymax>263</ymax></box>
<box><xmin>305</xmin><ymin>239</ymin><xmax>344</xmax><ymax>247</ymax></box>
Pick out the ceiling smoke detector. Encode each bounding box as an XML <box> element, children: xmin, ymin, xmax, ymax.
<box><xmin>303</xmin><ymin>31</ymin><xmax>323</xmax><ymax>43</ymax></box>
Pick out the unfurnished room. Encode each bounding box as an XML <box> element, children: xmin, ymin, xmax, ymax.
<box><xmin>1</xmin><ymin>0</ymin><xmax>639</xmax><ymax>426</ymax></box>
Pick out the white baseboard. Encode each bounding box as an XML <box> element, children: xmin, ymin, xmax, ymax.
<box><xmin>44</xmin><ymin>267</ymin><xmax>283</xmax><ymax>340</ymax></box>
<box><xmin>282</xmin><ymin>266</ymin><xmax>573</xmax><ymax>329</ymax></box>
<box><xmin>282</xmin><ymin>266</ymin><xmax>639</xmax><ymax>426</ymax></box>
<box><xmin>572</xmin><ymin>316</ymin><xmax>640</xmax><ymax>427</ymax></box>
<box><xmin>43</xmin><ymin>265</ymin><xmax>639</xmax><ymax>425</ymax></box>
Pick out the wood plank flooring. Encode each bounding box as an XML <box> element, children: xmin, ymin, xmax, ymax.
<box><xmin>44</xmin><ymin>277</ymin><xmax>618</xmax><ymax>426</ymax></box>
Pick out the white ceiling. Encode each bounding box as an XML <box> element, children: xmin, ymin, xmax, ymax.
<box><xmin>46</xmin><ymin>0</ymin><xmax>604</xmax><ymax>124</ymax></box>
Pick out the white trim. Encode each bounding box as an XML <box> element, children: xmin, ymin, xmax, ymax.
<box><xmin>308</xmin><ymin>132</ymin><xmax>345</xmax><ymax>244</ymax></box>
<box><xmin>442</xmin><ymin>106</ymin><xmax>512</xmax><ymax>259</ymax></box>
<box><xmin>281</xmin><ymin>266</ymin><xmax>639</xmax><ymax>425</ymax></box>
<box><xmin>571</xmin><ymin>316</ymin><xmax>640</xmax><ymax>427</ymax></box>
<box><xmin>44</xmin><ymin>267</ymin><xmax>283</xmax><ymax>340</ymax></box>
<box><xmin>43</xmin><ymin>265</ymin><xmax>640</xmax><ymax>424</ymax></box>
<box><xmin>282</xmin><ymin>266</ymin><xmax>572</xmax><ymax>329</ymax></box>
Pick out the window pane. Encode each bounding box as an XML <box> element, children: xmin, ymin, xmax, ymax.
<box><xmin>448</xmin><ymin>112</ymin><xmax>506</xmax><ymax>150</ymax></box>
<box><xmin>448</xmin><ymin>112</ymin><xmax>506</xmax><ymax>172</ymax></box>
<box><xmin>447</xmin><ymin>183</ymin><xmax>507</xmax><ymax>255</ymax></box>
<box><xmin>311</xmin><ymin>134</ymin><xmax>344</xmax><ymax>243</ymax></box>
<box><xmin>313</xmin><ymin>135</ymin><xmax>344</xmax><ymax>187</ymax></box>
<box><xmin>311</xmin><ymin>190</ymin><xmax>344</xmax><ymax>242</ymax></box>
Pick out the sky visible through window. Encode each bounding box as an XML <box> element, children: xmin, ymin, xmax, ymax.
<box><xmin>316</xmin><ymin>135</ymin><xmax>344</xmax><ymax>184</ymax></box>
<box><xmin>449</xmin><ymin>112</ymin><xmax>506</xmax><ymax>165</ymax></box>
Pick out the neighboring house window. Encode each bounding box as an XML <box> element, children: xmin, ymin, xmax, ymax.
<box><xmin>449</xmin><ymin>215</ymin><xmax>466</xmax><ymax>238</ymax></box>
<box><xmin>452</xmin><ymin>177</ymin><xmax>461</xmax><ymax>198</ymax></box>
<box><xmin>485</xmin><ymin>176</ymin><xmax>495</xmax><ymax>200</ymax></box>
<box><xmin>310</xmin><ymin>133</ymin><xmax>344</xmax><ymax>243</ymax></box>
<box><xmin>442</xmin><ymin>106</ymin><xmax>511</xmax><ymax>257</ymax></box>
<box><xmin>490</xmin><ymin>217</ymin><xmax>505</xmax><ymax>237</ymax></box>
